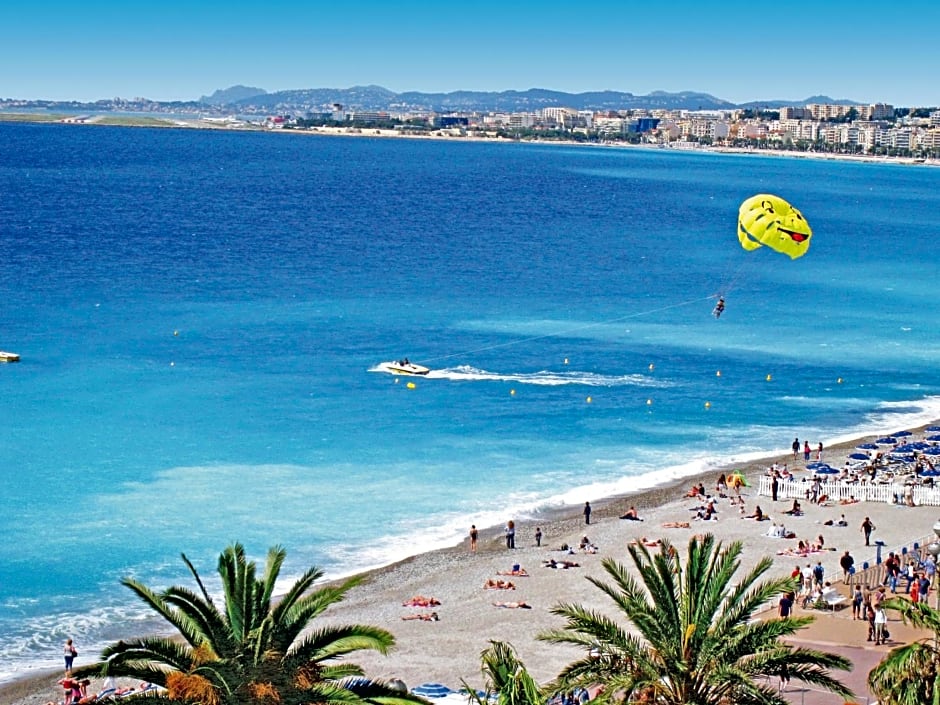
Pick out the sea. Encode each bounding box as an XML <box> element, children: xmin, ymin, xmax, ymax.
<box><xmin>1</xmin><ymin>122</ymin><xmax>939</xmax><ymax>681</ymax></box>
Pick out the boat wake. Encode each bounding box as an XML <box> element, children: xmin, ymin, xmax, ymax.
<box><xmin>427</xmin><ymin>364</ymin><xmax>663</xmax><ymax>387</ymax></box>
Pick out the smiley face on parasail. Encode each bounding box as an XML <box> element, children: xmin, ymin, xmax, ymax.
<box><xmin>737</xmin><ymin>194</ymin><xmax>812</xmax><ymax>260</ymax></box>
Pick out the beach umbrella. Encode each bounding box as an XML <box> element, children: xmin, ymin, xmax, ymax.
<box><xmin>814</xmin><ymin>466</ymin><xmax>839</xmax><ymax>475</ymax></box>
<box><xmin>923</xmin><ymin>447</ymin><xmax>940</xmax><ymax>456</ymax></box>
<box><xmin>848</xmin><ymin>452</ymin><xmax>870</xmax><ymax>461</ymax></box>
<box><xmin>927</xmin><ymin>435</ymin><xmax>940</xmax><ymax>442</ymax></box>
<box><xmin>891</xmin><ymin>430</ymin><xmax>913</xmax><ymax>438</ymax></box>
<box><xmin>413</xmin><ymin>684</ymin><xmax>455</xmax><ymax>698</ymax></box>
<box><xmin>927</xmin><ymin>425</ymin><xmax>940</xmax><ymax>432</ymax></box>
<box><xmin>729</xmin><ymin>472</ymin><xmax>750</xmax><ymax>486</ymax></box>
<box><xmin>920</xmin><ymin>468</ymin><xmax>940</xmax><ymax>477</ymax></box>
<box><xmin>806</xmin><ymin>462</ymin><xmax>829</xmax><ymax>470</ymax></box>
<box><xmin>875</xmin><ymin>437</ymin><xmax>897</xmax><ymax>445</ymax></box>
<box><xmin>857</xmin><ymin>443</ymin><xmax>879</xmax><ymax>450</ymax></box>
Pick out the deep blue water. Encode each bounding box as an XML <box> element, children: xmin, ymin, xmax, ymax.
<box><xmin>1</xmin><ymin>123</ymin><xmax>939</xmax><ymax>679</ymax></box>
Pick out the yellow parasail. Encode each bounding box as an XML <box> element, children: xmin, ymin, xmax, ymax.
<box><xmin>738</xmin><ymin>194</ymin><xmax>812</xmax><ymax>260</ymax></box>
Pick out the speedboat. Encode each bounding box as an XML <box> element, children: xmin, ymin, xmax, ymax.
<box><xmin>386</xmin><ymin>359</ymin><xmax>430</xmax><ymax>376</ymax></box>
<box><xmin>0</xmin><ymin>351</ymin><xmax>20</xmax><ymax>363</ymax></box>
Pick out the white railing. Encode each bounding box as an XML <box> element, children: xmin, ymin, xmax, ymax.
<box><xmin>755</xmin><ymin>475</ymin><xmax>940</xmax><ymax>506</ymax></box>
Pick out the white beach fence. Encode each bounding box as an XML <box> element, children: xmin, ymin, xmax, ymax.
<box><xmin>756</xmin><ymin>475</ymin><xmax>940</xmax><ymax>506</ymax></box>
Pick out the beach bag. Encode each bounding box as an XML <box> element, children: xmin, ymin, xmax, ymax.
<box><xmin>882</xmin><ymin>626</ymin><xmax>890</xmax><ymax>639</ymax></box>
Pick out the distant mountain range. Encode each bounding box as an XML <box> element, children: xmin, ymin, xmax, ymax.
<box><xmin>198</xmin><ymin>84</ymin><xmax>862</xmax><ymax>113</ymax></box>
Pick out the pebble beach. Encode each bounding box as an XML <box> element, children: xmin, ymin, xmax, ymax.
<box><xmin>6</xmin><ymin>424</ymin><xmax>939</xmax><ymax>705</ymax></box>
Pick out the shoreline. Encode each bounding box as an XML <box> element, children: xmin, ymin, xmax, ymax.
<box><xmin>1</xmin><ymin>112</ymin><xmax>936</xmax><ymax>169</ymax></box>
<box><xmin>6</xmin><ymin>420</ymin><xmax>940</xmax><ymax>704</ymax></box>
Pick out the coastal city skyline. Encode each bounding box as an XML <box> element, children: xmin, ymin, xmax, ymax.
<box><xmin>3</xmin><ymin>2</ymin><xmax>940</xmax><ymax>107</ymax></box>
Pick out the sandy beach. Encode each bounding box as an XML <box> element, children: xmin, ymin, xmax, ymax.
<box><xmin>6</xmin><ymin>424</ymin><xmax>940</xmax><ymax>705</ymax></box>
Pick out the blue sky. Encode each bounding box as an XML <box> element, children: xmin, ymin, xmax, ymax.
<box><xmin>2</xmin><ymin>3</ymin><xmax>938</xmax><ymax>107</ymax></box>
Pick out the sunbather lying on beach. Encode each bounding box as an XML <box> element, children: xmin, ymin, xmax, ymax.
<box><xmin>483</xmin><ymin>579</ymin><xmax>516</xmax><ymax>590</ymax></box>
<box><xmin>497</xmin><ymin>567</ymin><xmax>529</xmax><ymax>576</ymax></box>
<box><xmin>493</xmin><ymin>601</ymin><xmax>532</xmax><ymax>609</ymax></box>
<box><xmin>402</xmin><ymin>611</ymin><xmax>439</xmax><ymax>621</ymax></box>
<box><xmin>544</xmin><ymin>559</ymin><xmax>580</xmax><ymax>569</ymax></box>
<box><xmin>629</xmin><ymin>537</ymin><xmax>661</xmax><ymax>548</ymax></box>
<box><xmin>662</xmin><ymin>521</ymin><xmax>691</xmax><ymax>528</ymax></box>
<box><xmin>402</xmin><ymin>595</ymin><xmax>441</xmax><ymax>607</ymax></box>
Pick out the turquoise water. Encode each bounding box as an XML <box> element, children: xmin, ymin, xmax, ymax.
<box><xmin>1</xmin><ymin>124</ymin><xmax>939</xmax><ymax>679</ymax></box>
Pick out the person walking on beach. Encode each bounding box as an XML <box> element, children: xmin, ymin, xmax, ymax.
<box><xmin>803</xmin><ymin>440</ymin><xmax>811</xmax><ymax>462</ymax></box>
<box><xmin>64</xmin><ymin>638</ymin><xmax>77</xmax><ymax>673</ymax></box>
<box><xmin>469</xmin><ymin>525</ymin><xmax>478</xmax><ymax>553</ymax></box>
<box><xmin>771</xmin><ymin>472</ymin><xmax>779</xmax><ymax>502</ymax></box>
<box><xmin>583</xmin><ymin>501</ymin><xmax>592</xmax><ymax>525</ymax></box>
<box><xmin>505</xmin><ymin>520</ymin><xmax>515</xmax><ymax>549</ymax></box>
<box><xmin>861</xmin><ymin>516</ymin><xmax>875</xmax><ymax>546</ymax></box>
<box><xmin>792</xmin><ymin>437</ymin><xmax>800</xmax><ymax>458</ymax></box>
<box><xmin>535</xmin><ymin>526</ymin><xmax>542</xmax><ymax>547</ymax></box>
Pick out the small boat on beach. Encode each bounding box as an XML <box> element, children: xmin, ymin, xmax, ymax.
<box><xmin>384</xmin><ymin>359</ymin><xmax>430</xmax><ymax>376</ymax></box>
<box><xmin>0</xmin><ymin>351</ymin><xmax>21</xmax><ymax>363</ymax></box>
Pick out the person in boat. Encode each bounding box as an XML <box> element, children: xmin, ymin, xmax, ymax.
<box><xmin>713</xmin><ymin>298</ymin><xmax>725</xmax><ymax>318</ymax></box>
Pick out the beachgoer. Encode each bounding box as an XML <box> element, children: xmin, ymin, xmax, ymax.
<box><xmin>662</xmin><ymin>521</ymin><xmax>691</xmax><ymax>529</ymax></box>
<box><xmin>620</xmin><ymin>506</ymin><xmax>642</xmax><ymax>521</ymax></box>
<box><xmin>792</xmin><ymin>437</ymin><xmax>800</xmax><ymax>458</ymax></box>
<box><xmin>64</xmin><ymin>638</ymin><xmax>77</xmax><ymax>673</ymax></box>
<box><xmin>852</xmin><ymin>585</ymin><xmax>864</xmax><ymax>620</ymax></box>
<box><xmin>816</xmin><ymin>442</ymin><xmax>823</xmax><ymax>461</ymax></box>
<box><xmin>402</xmin><ymin>611</ymin><xmax>439</xmax><ymax>621</ymax></box>
<box><xmin>840</xmin><ymin>550</ymin><xmax>855</xmax><ymax>580</ymax></box>
<box><xmin>874</xmin><ymin>606</ymin><xmax>888</xmax><ymax>645</ymax></box>
<box><xmin>583</xmin><ymin>501</ymin><xmax>592</xmax><ymax>525</ymax></box>
<box><xmin>505</xmin><ymin>520</ymin><xmax>515</xmax><ymax>549</ymax></box>
<box><xmin>498</xmin><ymin>565</ymin><xmax>528</xmax><ymax>577</ymax></box>
<box><xmin>535</xmin><ymin>526</ymin><xmax>542</xmax><ymax>547</ymax></box>
<box><xmin>469</xmin><ymin>525</ymin><xmax>478</xmax><ymax>553</ymax></box>
<box><xmin>746</xmin><ymin>505</ymin><xmax>764</xmax><ymax>521</ymax></box>
<box><xmin>861</xmin><ymin>516</ymin><xmax>875</xmax><ymax>546</ymax></box>
<box><xmin>493</xmin><ymin>601</ymin><xmax>532</xmax><ymax>609</ymax></box>
<box><xmin>403</xmin><ymin>595</ymin><xmax>441</xmax><ymax>607</ymax></box>
<box><xmin>771</xmin><ymin>473</ymin><xmax>779</xmax><ymax>502</ymax></box>
<box><xmin>803</xmin><ymin>441</ymin><xmax>811</xmax><ymax>462</ymax></box>
<box><xmin>716</xmin><ymin>473</ymin><xmax>727</xmax><ymax>494</ymax></box>
<box><xmin>778</xmin><ymin>591</ymin><xmax>793</xmax><ymax>618</ymax></box>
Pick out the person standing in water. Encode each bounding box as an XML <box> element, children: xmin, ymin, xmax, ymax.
<box><xmin>469</xmin><ymin>525</ymin><xmax>478</xmax><ymax>553</ymax></box>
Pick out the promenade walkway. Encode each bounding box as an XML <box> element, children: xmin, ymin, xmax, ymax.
<box><xmin>774</xmin><ymin>599</ymin><xmax>928</xmax><ymax>704</ymax></box>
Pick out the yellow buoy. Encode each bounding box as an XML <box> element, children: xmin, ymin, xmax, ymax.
<box><xmin>586</xmin><ymin>396</ymin><xmax>592</xmax><ymax>403</ymax></box>
<box><xmin>510</xmin><ymin>389</ymin><xmax>516</xmax><ymax>396</ymax></box>
<box><xmin>704</xmin><ymin>401</ymin><xmax>711</xmax><ymax>409</ymax></box>
<box><xmin>406</xmin><ymin>382</ymin><xmax>416</xmax><ymax>389</ymax></box>
<box><xmin>716</xmin><ymin>370</ymin><xmax>721</xmax><ymax>377</ymax></box>
<box><xmin>837</xmin><ymin>377</ymin><xmax>843</xmax><ymax>384</ymax></box>
<box><xmin>646</xmin><ymin>398</ymin><xmax>652</xmax><ymax>406</ymax></box>
<box><xmin>648</xmin><ymin>363</ymin><xmax>655</xmax><ymax>371</ymax></box>
<box><xmin>766</xmin><ymin>374</ymin><xmax>772</xmax><ymax>382</ymax></box>
<box><xmin>173</xmin><ymin>330</ymin><xmax>179</xmax><ymax>337</ymax></box>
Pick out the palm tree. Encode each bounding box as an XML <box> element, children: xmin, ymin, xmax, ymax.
<box><xmin>74</xmin><ymin>543</ymin><xmax>423</xmax><ymax>705</ymax></box>
<box><xmin>539</xmin><ymin>534</ymin><xmax>852</xmax><ymax>705</ymax></box>
<box><xmin>868</xmin><ymin>597</ymin><xmax>940</xmax><ymax>705</ymax></box>
<box><xmin>466</xmin><ymin>641</ymin><xmax>545</xmax><ymax>705</ymax></box>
